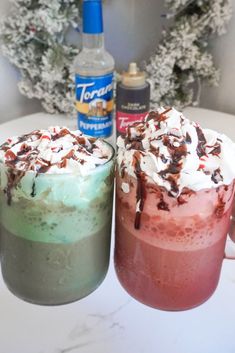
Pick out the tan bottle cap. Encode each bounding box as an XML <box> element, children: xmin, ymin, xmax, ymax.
<box><xmin>121</xmin><ymin>62</ymin><xmax>146</xmax><ymax>87</ymax></box>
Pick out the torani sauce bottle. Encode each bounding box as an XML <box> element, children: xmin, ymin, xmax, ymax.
<box><xmin>116</xmin><ymin>62</ymin><xmax>150</xmax><ymax>137</ymax></box>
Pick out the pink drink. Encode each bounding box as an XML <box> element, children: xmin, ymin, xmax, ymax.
<box><xmin>115</xmin><ymin>108</ymin><xmax>235</xmax><ymax>310</ymax></box>
<box><xmin>115</xmin><ymin>174</ymin><xmax>234</xmax><ymax>310</ymax></box>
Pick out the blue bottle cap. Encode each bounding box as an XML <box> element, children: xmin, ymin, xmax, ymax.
<box><xmin>83</xmin><ymin>0</ymin><xmax>103</xmax><ymax>34</ymax></box>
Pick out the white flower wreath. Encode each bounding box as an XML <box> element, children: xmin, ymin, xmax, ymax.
<box><xmin>0</xmin><ymin>0</ymin><xmax>232</xmax><ymax>114</ymax></box>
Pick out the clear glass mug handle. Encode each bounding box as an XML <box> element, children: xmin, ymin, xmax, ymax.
<box><xmin>225</xmin><ymin>215</ymin><xmax>235</xmax><ymax>259</ymax></box>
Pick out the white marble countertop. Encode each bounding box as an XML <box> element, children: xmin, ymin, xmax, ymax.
<box><xmin>1</xmin><ymin>107</ymin><xmax>235</xmax><ymax>353</ymax></box>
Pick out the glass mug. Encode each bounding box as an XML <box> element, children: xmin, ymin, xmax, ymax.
<box><xmin>115</xmin><ymin>170</ymin><xmax>235</xmax><ymax>311</ymax></box>
<box><xmin>0</xmin><ymin>143</ymin><xmax>115</xmax><ymax>305</ymax></box>
<box><xmin>229</xmin><ymin>199</ymin><xmax>235</xmax><ymax>242</ymax></box>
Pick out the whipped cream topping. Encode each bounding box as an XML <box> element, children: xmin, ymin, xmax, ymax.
<box><xmin>117</xmin><ymin>107</ymin><xmax>235</xmax><ymax>196</ymax></box>
<box><xmin>0</xmin><ymin>126</ymin><xmax>113</xmax><ymax>174</ymax></box>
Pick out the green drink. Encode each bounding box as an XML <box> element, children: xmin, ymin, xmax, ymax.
<box><xmin>0</xmin><ymin>127</ymin><xmax>114</xmax><ymax>305</ymax></box>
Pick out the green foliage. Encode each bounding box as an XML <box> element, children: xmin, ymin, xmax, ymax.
<box><xmin>0</xmin><ymin>0</ymin><xmax>81</xmax><ymax>114</ymax></box>
<box><xmin>146</xmin><ymin>0</ymin><xmax>232</xmax><ymax>109</ymax></box>
<box><xmin>0</xmin><ymin>0</ymin><xmax>232</xmax><ymax>113</ymax></box>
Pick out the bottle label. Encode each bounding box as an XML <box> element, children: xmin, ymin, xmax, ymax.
<box><xmin>75</xmin><ymin>73</ymin><xmax>114</xmax><ymax>137</ymax></box>
<box><xmin>116</xmin><ymin>111</ymin><xmax>147</xmax><ymax>134</ymax></box>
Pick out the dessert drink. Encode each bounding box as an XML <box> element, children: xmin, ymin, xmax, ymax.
<box><xmin>0</xmin><ymin>127</ymin><xmax>114</xmax><ymax>305</ymax></box>
<box><xmin>115</xmin><ymin>108</ymin><xmax>235</xmax><ymax>311</ymax></box>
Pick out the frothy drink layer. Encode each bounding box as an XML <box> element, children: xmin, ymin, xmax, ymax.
<box><xmin>115</xmin><ymin>175</ymin><xmax>234</xmax><ymax>310</ymax></box>
<box><xmin>0</xmin><ymin>127</ymin><xmax>114</xmax><ymax>243</ymax></box>
<box><xmin>116</xmin><ymin>107</ymin><xmax>235</xmax><ymax>229</ymax></box>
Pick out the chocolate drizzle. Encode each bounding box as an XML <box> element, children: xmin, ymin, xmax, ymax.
<box><xmin>37</xmin><ymin>163</ymin><xmax>51</xmax><ymax>174</ymax></box>
<box><xmin>145</xmin><ymin>109</ymin><xmax>173</xmax><ymax>134</ymax></box>
<box><xmin>51</xmin><ymin>128</ymin><xmax>71</xmax><ymax>141</ymax></box>
<box><xmin>159</xmin><ymin>138</ymin><xmax>187</xmax><ymax>196</ymax></box>
<box><xmin>211</xmin><ymin>168</ymin><xmax>223</xmax><ymax>184</ymax></box>
<box><xmin>31</xmin><ymin>180</ymin><xmax>36</xmax><ymax>197</ymax></box>
<box><xmin>133</xmin><ymin>152</ymin><xmax>146</xmax><ymax>229</ymax></box>
<box><xmin>4</xmin><ymin>169</ymin><xmax>25</xmax><ymax>205</ymax></box>
<box><xmin>196</xmin><ymin>126</ymin><xmax>207</xmax><ymax>158</ymax></box>
<box><xmin>157</xmin><ymin>197</ymin><xmax>170</xmax><ymax>211</ymax></box>
<box><xmin>120</xmin><ymin>160</ymin><xmax>126</xmax><ymax>178</ymax></box>
<box><xmin>177</xmin><ymin>195</ymin><xmax>187</xmax><ymax>205</ymax></box>
<box><xmin>208</xmin><ymin>141</ymin><xmax>221</xmax><ymax>156</ymax></box>
<box><xmin>126</xmin><ymin>138</ymin><xmax>145</xmax><ymax>152</ymax></box>
<box><xmin>160</xmin><ymin>154</ymin><xmax>168</xmax><ymax>164</ymax></box>
<box><xmin>177</xmin><ymin>188</ymin><xmax>195</xmax><ymax>205</ymax></box>
<box><xmin>125</xmin><ymin>129</ymin><xmax>145</xmax><ymax>151</ymax></box>
<box><xmin>214</xmin><ymin>195</ymin><xmax>226</xmax><ymax>218</ymax></box>
<box><xmin>17</xmin><ymin>144</ymin><xmax>32</xmax><ymax>156</ymax></box>
<box><xmin>185</xmin><ymin>132</ymin><xmax>192</xmax><ymax>144</ymax></box>
<box><xmin>150</xmin><ymin>145</ymin><xmax>160</xmax><ymax>156</ymax></box>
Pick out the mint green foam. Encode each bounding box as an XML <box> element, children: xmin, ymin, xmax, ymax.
<box><xmin>0</xmin><ymin>157</ymin><xmax>114</xmax><ymax>244</ymax></box>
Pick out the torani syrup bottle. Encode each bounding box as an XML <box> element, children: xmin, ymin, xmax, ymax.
<box><xmin>74</xmin><ymin>0</ymin><xmax>115</xmax><ymax>138</ymax></box>
<box><xmin>116</xmin><ymin>62</ymin><xmax>150</xmax><ymax>137</ymax></box>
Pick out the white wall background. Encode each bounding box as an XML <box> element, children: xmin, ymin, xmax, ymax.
<box><xmin>0</xmin><ymin>0</ymin><xmax>234</xmax><ymax>123</ymax></box>
<box><xmin>200</xmin><ymin>4</ymin><xmax>235</xmax><ymax>116</ymax></box>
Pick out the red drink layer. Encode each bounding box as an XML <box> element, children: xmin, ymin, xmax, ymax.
<box><xmin>115</xmin><ymin>174</ymin><xmax>235</xmax><ymax>311</ymax></box>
